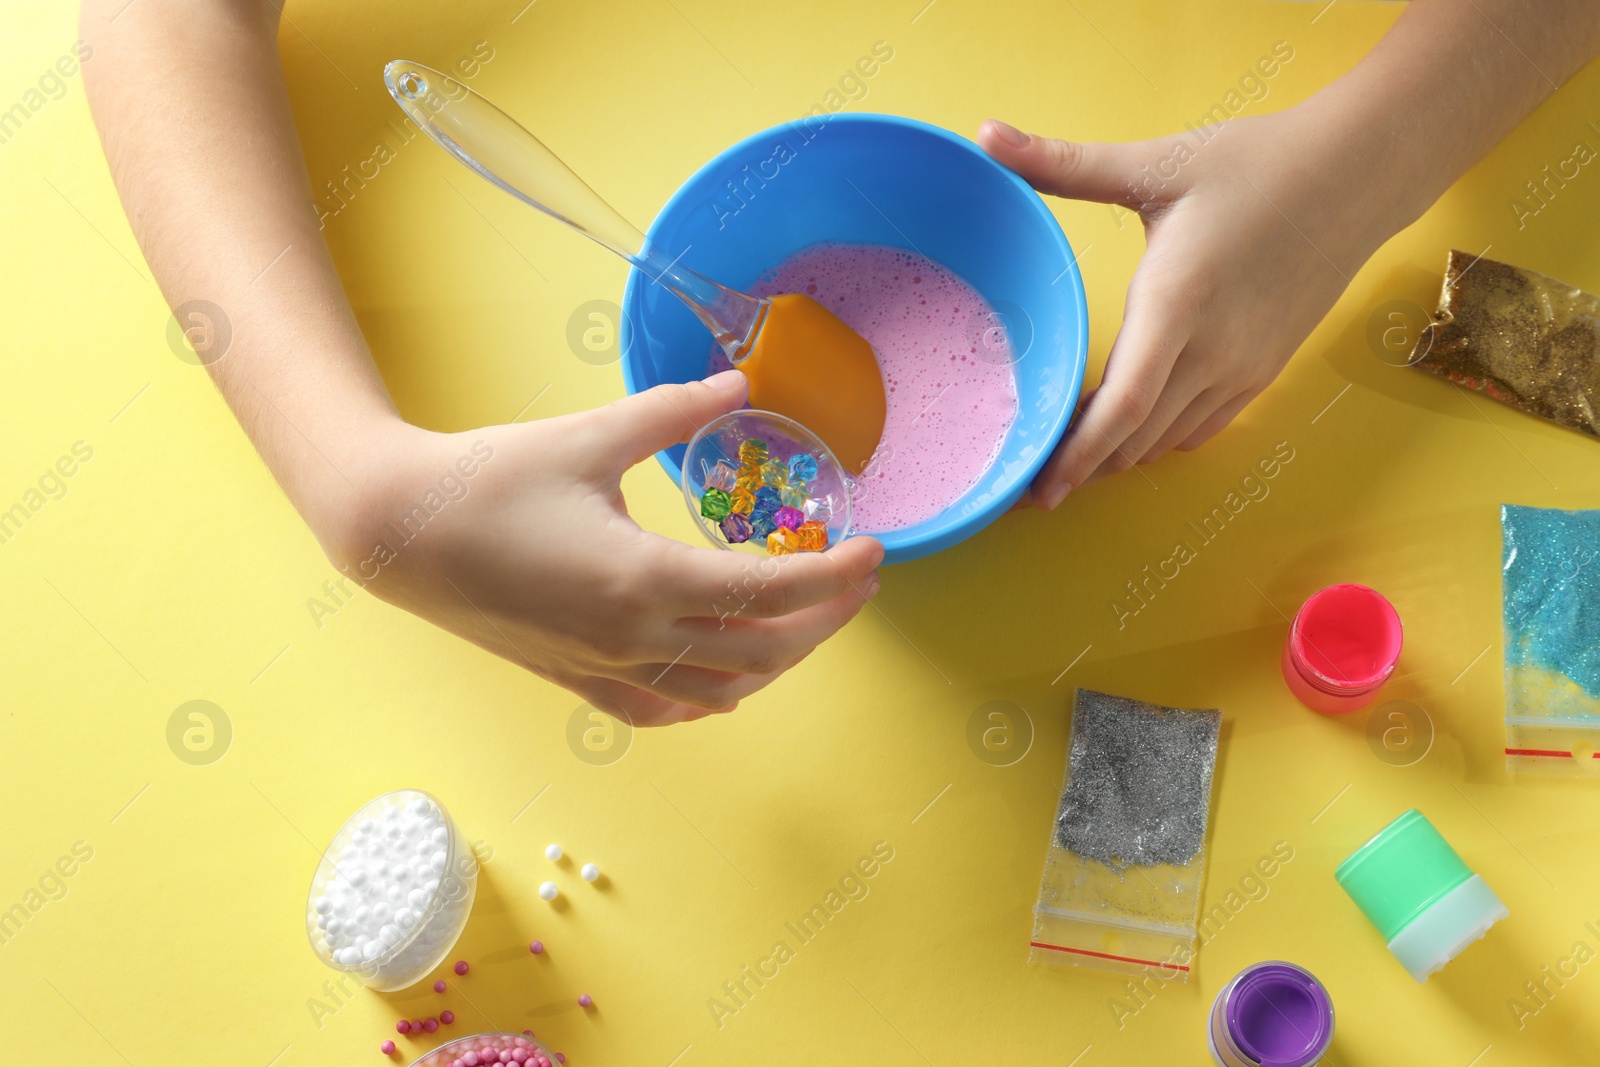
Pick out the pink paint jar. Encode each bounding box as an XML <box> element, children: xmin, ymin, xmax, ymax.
<box><xmin>1281</xmin><ymin>584</ymin><xmax>1403</xmax><ymax>715</ymax></box>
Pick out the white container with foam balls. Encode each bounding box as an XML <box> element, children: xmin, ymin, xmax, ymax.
<box><xmin>306</xmin><ymin>789</ymin><xmax>478</xmax><ymax>991</ymax></box>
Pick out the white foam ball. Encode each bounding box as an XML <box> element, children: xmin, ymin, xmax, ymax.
<box><xmin>581</xmin><ymin>863</ymin><xmax>600</xmax><ymax>883</ymax></box>
<box><xmin>538</xmin><ymin>881</ymin><xmax>559</xmax><ymax>901</ymax></box>
<box><xmin>544</xmin><ymin>844</ymin><xmax>562</xmax><ymax>861</ymax></box>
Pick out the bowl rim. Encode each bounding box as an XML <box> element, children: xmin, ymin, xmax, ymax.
<box><xmin>620</xmin><ymin>111</ymin><xmax>1088</xmax><ymax>564</ymax></box>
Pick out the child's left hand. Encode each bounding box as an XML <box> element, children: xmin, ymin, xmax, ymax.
<box><xmin>979</xmin><ymin>111</ymin><xmax>1394</xmax><ymax>508</ymax></box>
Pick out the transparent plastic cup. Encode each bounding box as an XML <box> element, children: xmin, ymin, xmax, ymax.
<box><xmin>681</xmin><ymin>409</ymin><xmax>852</xmax><ymax>556</ymax></box>
<box><xmin>406</xmin><ymin>1032</ymin><xmax>560</xmax><ymax>1067</ymax></box>
<box><xmin>305</xmin><ymin>789</ymin><xmax>478</xmax><ymax>992</ymax></box>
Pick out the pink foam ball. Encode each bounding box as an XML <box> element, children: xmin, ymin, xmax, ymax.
<box><xmin>434</xmin><ymin>979</ymin><xmax>447</xmax><ymax>993</ymax></box>
<box><xmin>422</xmin><ymin>1017</ymin><xmax>439</xmax><ymax>1034</ymax></box>
<box><xmin>381</xmin><ymin>1041</ymin><xmax>396</xmax><ymax>1055</ymax></box>
<box><xmin>454</xmin><ymin>960</ymin><xmax>469</xmax><ymax>975</ymax></box>
<box><xmin>440</xmin><ymin>1010</ymin><xmax>455</xmax><ymax>1025</ymax></box>
<box><xmin>529</xmin><ymin>940</ymin><xmax>544</xmax><ymax>954</ymax></box>
<box><xmin>396</xmin><ymin>1020</ymin><xmax>412</xmax><ymax>1035</ymax></box>
<box><xmin>577</xmin><ymin>994</ymin><xmax>593</xmax><ymax>1008</ymax></box>
<box><xmin>463</xmin><ymin>1054</ymin><xmax>479</xmax><ymax>1067</ymax></box>
<box><xmin>555</xmin><ymin>1055</ymin><xmax>566</xmax><ymax>1065</ymax></box>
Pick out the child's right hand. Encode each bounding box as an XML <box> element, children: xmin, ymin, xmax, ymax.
<box><xmin>318</xmin><ymin>369</ymin><xmax>883</xmax><ymax>726</ymax></box>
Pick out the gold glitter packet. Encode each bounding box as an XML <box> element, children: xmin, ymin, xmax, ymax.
<box><xmin>1028</xmin><ymin>689</ymin><xmax>1221</xmax><ymax>982</ymax></box>
<box><xmin>1409</xmin><ymin>250</ymin><xmax>1600</xmax><ymax>439</ymax></box>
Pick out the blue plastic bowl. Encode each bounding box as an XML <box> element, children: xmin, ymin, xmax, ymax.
<box><xmin>620</xmin><ymin>113</ymin><xmax>1087</xmax><ymax>564</ymax></box>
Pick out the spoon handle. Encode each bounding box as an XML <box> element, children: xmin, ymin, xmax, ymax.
<box><xmin>384</xmin><ymin>60</ymin><xmax>764</xmax><ymax>359</ymax></box>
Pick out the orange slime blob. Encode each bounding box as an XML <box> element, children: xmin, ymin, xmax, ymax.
<box><xmin>736</xmin><ymin>293</ymin><xmax>887</xmax><ymax>475</ymax></box>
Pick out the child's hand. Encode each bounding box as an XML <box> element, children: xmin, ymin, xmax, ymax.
<box><xmin>326</xmin><ymin>370</ymin><xmax>883</xmax><ymax>727</ymax></box>
<box><xmin>980</xmin><ymin>113</ymin><xmax>1384</xmax><ymax>508</ymax></box>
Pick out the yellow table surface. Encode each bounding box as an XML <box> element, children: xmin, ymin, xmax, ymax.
<box><xmin>5</xmin><ymin>0</ymin><xmax>1600</xmax><ymax>1062</ymax></box>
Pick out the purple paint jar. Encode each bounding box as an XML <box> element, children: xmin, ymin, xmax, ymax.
<box><xmin>1207</xmin><ymin>961</ymin><xmax>1334</xmax><ymax>1067</ymax></box>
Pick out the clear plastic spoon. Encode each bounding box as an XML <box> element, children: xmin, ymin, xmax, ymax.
<box><xmin>382</xmin><ymin>60</ymin><xmax>886</xmax><ymax>473</ymax></box>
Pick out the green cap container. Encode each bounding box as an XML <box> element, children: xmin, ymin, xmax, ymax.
<box><xmin>1335</xmin><ymin>809</ymin><xmax>1507</xmax><ymax>982</ymax></box>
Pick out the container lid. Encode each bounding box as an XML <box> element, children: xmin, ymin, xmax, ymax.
<box><xmin>1335</xmin><ymin>809</ymin><xmax>1473</xmax><ymax>941</ymax></box>
<box><xmin>1226</xmin><ymin>962</ymin><xmax>1334</xmax><ymax>1067</ymax></box>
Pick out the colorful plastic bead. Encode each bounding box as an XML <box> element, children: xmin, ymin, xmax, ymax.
<box><xmin>700</xmin><ymin>488</ymin><xmax>731</xmax><ymax>521</ymax></box>
<box><xmin>720</xmin><ymin>513</ymin><xmax>753</xmax><ymax>544</ymax></box>
<box><xmin>788</xmin><ymin>453</ymin><xmax>819</xmax><ymax>483</ymax></box>
<box><xmin>773</xmin><ymin>506</ymin><xmax>804</xmax><ymax>530</ymax></box>
<box><xmin>730</xmin><ymin>488</ymin><xmax>756</xmax><ymax>514</ymax></box>
<box><xmin>759</xmin><ymin>459</ymin><xmax>788</xmax><ymax>489</ymax></box>
<box><xmin>779</xmin><ymin>484</ymin><xmax>808</xmax><ymax>508</ymax></box>
<box><xmin>797</xmin><ymin>521</ymin><xmax>829</xmax><ymax>552</ymax></box>
<box><xmin>767</xmin><ymin>527</ymin><xmax>802</xmax><ymax>555</ymax></box>
<box><xmin>738</xmin><ymin>438</ymin><xmax>768</xmax><ymax>465</ymax></box>
<box><xmin>750</xmin><ymin>511</ymin><xmax>777</xmax><ymax>539</ymax></box>
<box><xmin>703</xmin><ymin>460</ymin><xmax>738</xmax><ymax>492</ymax></box>
<box><xmin>735</xmin><ymin>466</ymin><xmax>762</xmax><ymax>491</ymax></box>
<box><xmin>753</xmin><ymin>487</ymin><xmax>782</xmax><ymax>513</ymax></box>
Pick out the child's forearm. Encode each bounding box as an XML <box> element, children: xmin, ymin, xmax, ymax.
<box><xmin>82</xmin><ymin>0</ymin><xmax>402</xmax><ymax>546</ymax></box>
<box><xmin>1309</xmin><ymin>0</ymin><xmax>1600</xmax><ymax>246</ymax></box>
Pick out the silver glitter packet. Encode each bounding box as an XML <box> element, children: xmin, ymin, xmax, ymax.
<box><xmin>1029</xmin><ymin>689</ymin><xmax>1221</xmax><ymax>981</ymax></box>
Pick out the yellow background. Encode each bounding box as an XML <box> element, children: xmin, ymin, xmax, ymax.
<box><xmin>4</xmin><ymin>0</ymin><xmax>1600</xmax><ymax>1063</ymax></box>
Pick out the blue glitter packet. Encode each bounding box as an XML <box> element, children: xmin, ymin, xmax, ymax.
<box><xmin>1502</xmin><ymin>504</ymin><xmax>1600</xmax><ymax>776</ymax></box>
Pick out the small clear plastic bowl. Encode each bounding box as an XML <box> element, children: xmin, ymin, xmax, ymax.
<box><xmin>305</xmin><ymin>789</ymin><xmax>478</xmax><ymax>992</ymax></box>
<box><xmin>680</xmin><ymin>409</ymin><xmax>852</xmax><ymax>554</ymax></box>
<box><xmin>406</xmin><ymin>1032</ymin><xmax>559</xmax><ymax>1067</ymax></box>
